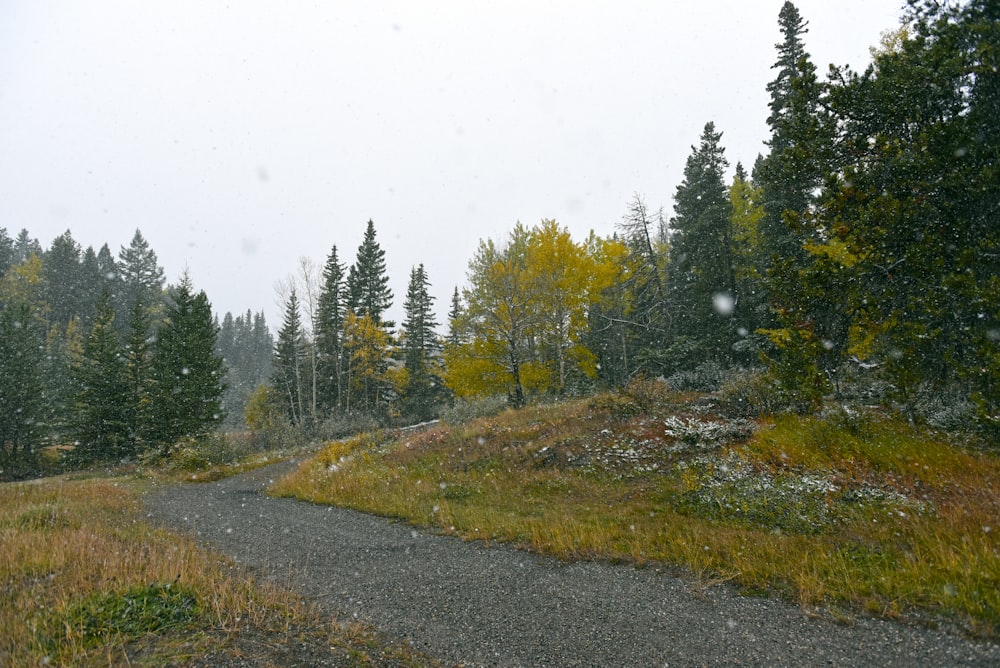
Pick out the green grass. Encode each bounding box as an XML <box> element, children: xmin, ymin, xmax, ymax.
<box><xmin>271</xmin><ymin>394</ymin><xmax>1000</xmax><ymax>638</ymax></box>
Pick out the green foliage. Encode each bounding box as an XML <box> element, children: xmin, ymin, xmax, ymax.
<box><xmin>346</xmin><ymin>219</ymin><xmax>393</xmax><ymax>327</ymax></box>
<box><xmin>216</xmin><ymin>309</ymin><xmax>273</xmax><ymax>428</ymax></box>
<box><xmin>400</xmin><ymin>264</ymin><xmax>444</xmax><ymax>421</ymax></box>
<box><xmin>667</xmin><ymin>122</ymin><xmax>737</xmax><ymax>367</ymax></box>
<box><xmin>0</xmin><ymin>300</ymin><xmax>45</xmax><ymax>478</ymax></box>
<box><xmin>145</xmin><ymin>276</ymin><xmax>226</xmax><ymax>452</ymax></box>
<box><xmin>70</xmin><ymin>289</ymin><xmax>132</xmax><ymax>463</ymax></box>
<box><xmin>55</xmin><ymin>583</ymin><xmax>202</xmax><ymax>648</ymax></box>
<box><xmin>314</xmin><ymin>245</ymin><xmax>347</xmax><ymax>415</ymax></box>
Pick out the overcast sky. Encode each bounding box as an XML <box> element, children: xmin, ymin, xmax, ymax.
<box><xmin>0</xmin><ymin>1</ymin><xmax>905</xmax><ymax>329</ymax></box>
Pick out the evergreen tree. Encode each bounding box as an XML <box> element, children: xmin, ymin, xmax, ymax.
<box><xmin>399</xmin><ymin>264</ymin><xmax>442</xmax><ymax>421</ymax></box>
<box><xmin>666</xmin><ymin>122</ymin><xmax>735</xmax><ymax>367</ymax></box>
<box><xmin>216</xmin><ymin>309</ymin><xmax>274</xmax><ymax>428</ymax></box>
<box><xmin>447</xmin><ymin>286</ymin><xmax>464</xmax><ymax>346</ymax></box>
<box><xmin>70</xmin><ymin>289</ymin><xmax>131</xmax><ymax>462</ymax></box>
<box><xmin>315</xmin><ymin>245</ymin><xmax>347</xmax><ymax>414</ymax></box>
<box><xmin>0</xmin><ymin>228</ymin><xmax>13</xmax><ymax>279</ymax></box>
<box><xmin>122</xmin><ymin>294</ymin><xmax>153</xmax><ymax>450</ymax></box>
<box><xmin>755</xmin><ymin>1</ymin><xmax>830</xmax><ymax>266</ymax></box>
<box><xmin>0</xmin><ymin>299</ymin><xmax>45</xmax><ymax>477</ymax></box>
<box><xmin>43</xmin><ymin>230</ymin><xmax>82</xmax><ymax>329</ymax></box>
<box><xmin>272</xmin><ymin>289</ymin><xmax>307</xmax><ymax>426</ymax></box>
<box><xmin>117</xmin><ymin>229</ymin><xmax>165</xmax><ymax>328</ymax></box>
<box><xmin>145</xmin><ymin>276</ymin><xmax>226</xmax><ymax>451</ymax></box>
<box><xmin>13</xmin><ymin>229</ymin><xmax>42</xmax><ymax>264</ymax></box>
<box><xmin>346</xmin><ymin>220</ymin><xmax>393</xmax><ymax>327</ymax></box>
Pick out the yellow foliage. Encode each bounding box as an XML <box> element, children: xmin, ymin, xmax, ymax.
<box><xmin>804</xmin><ymin>238</ymin><xmax>859</xmax><ymax>268</ymax></box>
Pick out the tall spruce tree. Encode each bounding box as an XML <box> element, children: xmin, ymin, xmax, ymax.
<box><xmin>315</xmin><ymin>245</ymin><xmax>347</xmax><ymax>415</ymax></box>
<box><xmin>755</xmin><ymin>1</ymin><xmax>829</xmax><ymax>266</ymax></box>
<box><xmin>70</xmin><ymin>289</ymin><xmax>131</xmax><ymax>462</ymax></box>
<box><xmin>0</xmin><ymin>299</ymin><xmax>45</xmax><ymax>477</ymax></box>
<box><xmin>145</xmin><ymin>276</ymin><xmax>226</xmax><ymax>451</ymax></box>
<box><xmin>666</xmin><ymin>122</ymin><xmax>735</xmax><ymax>367</ymax></box>
<box><xmin>346</xmin><ymin>220</ymin><xmax>393</xmax><ymax>327</ymax></box>
<box><xmin>117</xmin><ymin>229</ymin><xmax>165</xmax><ymax>328</ymax></box>
<box><xmin>0</xmin><ymin>228</ymin><xmax>13</xmax><ymax>279</ymax></box>
<box><xmin>400</xmin><ymin>264</ymin><xmax>442</xmax><ymax>421</ymax></box>
<box><xmin>272</xmin><ymin>289</ymin><xmax>307</xmax><ymax>426</ymax></box>
<box><xmin>43</xmin><ymin>230</ymin><xmax>83</xmax><ymax>329</ymax></box>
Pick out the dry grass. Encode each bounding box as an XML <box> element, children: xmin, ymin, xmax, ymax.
<box><xmin>271</xmin><ymin>394</ymin><xmax>1000</xmax><ymax>639</ymax></box>
<box><xmin>0</xmin><ymin>473</ymin><xmax>436</xmax><ymax>666</ymax></box>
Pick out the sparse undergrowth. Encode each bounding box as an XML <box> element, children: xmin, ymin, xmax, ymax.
<box><xmin>0</xmin><ymin>473</ymin><xmax>436</xmax><ymax>666</ymax></box>
<box><xmin>271</xmin><ymin>388</ymin><xmax>1000</xmax><ymax>639</ymax></box>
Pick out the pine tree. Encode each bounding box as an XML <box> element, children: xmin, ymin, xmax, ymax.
<box><xmin>272</xmin><ymin>289</ymin><xmax>307</xmax><ymax>426</ymax></box>
<box><xmin>0</xmin><ymin>300</ymin><xmax>45</xmax><ymax>477</ymax></box>
<box><xmin>70</xmin><ymin>289</ymin><xmax>131</xmax><ymax>462</ymax></box>
<box><xmin>122</xmin><ymin>293</ymin><xmax>152</xmax><ymax>450</ymax></box>
<box><xmin>755</xmin><ymin>1</ymin><xmax>829</xmax><ymax>265</ymax></box>
<box><xmin>0</xmin><ymin>228</ymin><xmax>14</xmax><ymax>280</ymax></box>
<box><xmin>315</xmin><ymin>245</ymin><xmax>347</xmax><ymax>414</ymax></box>
<box><xmin>346</xmin><ymin>220</ymin><xmax>393</xmax><ymax>327</ymax></box>
<box><xmin>400</xmin><ymin>264</ymin><xmax>442</xmax><ymax>421</ymax></box>
<box><xmin>666</xmin><ymin>122</ymin><xmax>735</xmax><ymax>367</ymax></box>
<box><xmin>43</xmin><ymin>230</ymin><xmax>82</xmax><ymax>329</ymax></box>
<box><xmin>447</xmin><ymin>287</ymin><xmax>464</xmax><ymax>346</ymax></box>
<box><xmin>145</xmin><ymin>276</ymin><xmax>226</xmax><ymax>451</ymax></box>
<box><xmin>117</xmin><ymin>229</ymin><xmax>165</xmax><ymax>328</ymax></box>
<box><xmin>13</xmin><ymin>229</ymin><xmax>42</xmax><ymax>264</ymax></box>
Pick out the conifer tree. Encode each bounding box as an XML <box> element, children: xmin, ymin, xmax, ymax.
<box><xmin>755</xmin><ymin>1</ymin><xmax>829</xmax><ymax>266</ymax></box>
<box><xmin>400</xmin><ymin>264</ymin><xmax>442</xmax><ymax>420</ymax></box>
<box><xmin>0</xmin><ymin>300</ymin><xmax>45</xmax><ymax>476</ymax></box>
<box><xmin>447</xmin><ymin>286</ymin><xmax>464</xmax><ymax>346</ymax></box>
<box><xmin>0</xmin><ymin>228</ymin><xmax>13</xmax><ymax>279</ymax></box>
<box><xmin>43</xmin><ymin>230</ymin><xmax>82</xmax><ymax>329</ymax></box>
<box><xmin>315</xmin><ymin>245</ymin><xmax>347</xmax><ymax>414</ymax></box>
<box><xmin>346</xmin><ymin>220</ymin><xmax>393</xmax><ymax>327</ymax></box>
<box><xmin>145</xmin><ymin>276</ymin><xmax>226</xmax><ymax>451</ymax></box>
<box><xmin>272</xmin><ymin>289</ymin><xmax>307</xmax><ymax>426</ymax></box>
<box><xmin>117</xmin><ymin>229</ymin><xmax>165</xmax><ymax>327</ymax></box>
<box><xmin>70</xmin><ymin>289</ymin><xmax>131</xmax><ymax>462</ymax></box>
<box><xmin>667</xmin><ymin>122</ymin><xmax>735</xmax><ymax>367</ymax></box>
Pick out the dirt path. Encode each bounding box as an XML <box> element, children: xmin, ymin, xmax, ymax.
<box><xmin>144</xmin><ymin>461</ymin><xmax>999</xmax><ymax>667</ymax></box>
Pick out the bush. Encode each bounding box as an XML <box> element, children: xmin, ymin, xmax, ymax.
<box><xmin>439</xmin><ymin>395</ymin><xmax>509</xmax><ymax>425</ymax></box>
<box><xmin>717</xmin><ymin>369</ymin><xmax>788</xmax><ymax>419</ymax></box>
<box><xmin>664</xmin><ymin>361</ymin><xmax>728</xmax><ymax>392</ymax></box>
<box><xmin>316</xmin><ymin>411</ymin><xmax>381</xmax><ymax>441</ymax></box>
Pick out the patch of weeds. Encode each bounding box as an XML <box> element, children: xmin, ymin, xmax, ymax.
<box><xmin>440</xmin><ymin>482</ymin><xmax>479</xmax><ymax>500</ymax></box>
<box><xmin>3</xmin><ymin>502</ymin><xmax>73</xmax><ymax>530</ymax></box>
<box><xmin>54</xmin><ymin>583</ymin><xmax>203</xmax><ymax>648</ymax></box>
<box><xmin>671</xmin><ymin>453</ymin><xmax>929</xmax><ymax>535</ymax></box>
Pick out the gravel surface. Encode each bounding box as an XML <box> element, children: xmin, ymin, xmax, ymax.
<box><xmin>144</xmin><ymin>460</ymin><xmax>1000</xmax><ymax>667</ymax></box>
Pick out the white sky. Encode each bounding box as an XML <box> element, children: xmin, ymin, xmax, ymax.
<box><xmin>0</xmin><ymin>1</ymin><xmax>905</xmax><ymax>329</ymax></box>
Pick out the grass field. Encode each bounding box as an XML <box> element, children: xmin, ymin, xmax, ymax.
<box><xmin>271</xmin><ymin>388</ymin><xmax>1000</xmax><ymax>639</ymax></box>
<box><xmin>0</xmin><ymin>471</ymin><xmax>435</xmax><ymax>666</ymax></box>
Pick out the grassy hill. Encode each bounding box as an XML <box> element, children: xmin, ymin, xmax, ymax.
<box><xmin>272</xmin><ymin>381</ymin><xmax>1000</xmax><ymax>639</ymax></box>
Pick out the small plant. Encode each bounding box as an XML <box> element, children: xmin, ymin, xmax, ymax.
<box><xmin>56</xmin><ymin>583</ymin><xmax>202</xmax><ymax>647</ymax></box>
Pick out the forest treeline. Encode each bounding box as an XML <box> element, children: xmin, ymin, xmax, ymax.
<box><xmin>2</xmin><ymin>1</ymin><xmax>997</xmax><ymax>477</ymax></box>
<box><xmin>0</xmin><ymin>227</ymin><xmax>272</xmax><ymax>478</ymax></box>
<box><xmin>267</xmin><ymin>0</ymin><xmax>998</xmax><ymax>436</ymax></box>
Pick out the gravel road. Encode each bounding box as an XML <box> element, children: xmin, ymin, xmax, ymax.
<box><xmin>144</xmin><ymin>460</ymin><xmax>999</xmax><ymax>667</ymax></box>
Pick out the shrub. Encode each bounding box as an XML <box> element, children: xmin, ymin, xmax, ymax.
<box><xmin>717</xmin><ymin>369</ymin><xmax>787</xmax><ymax>419</ymax></box>
<box><xmin>439</xmin><ymin>395</ymin><xmax>509</xmax><ymax>425</ymax></box>
<box><xmin>664</xmin><ymin>361</ymin><xmax>728</xmax><ymax>392</ymax></box>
